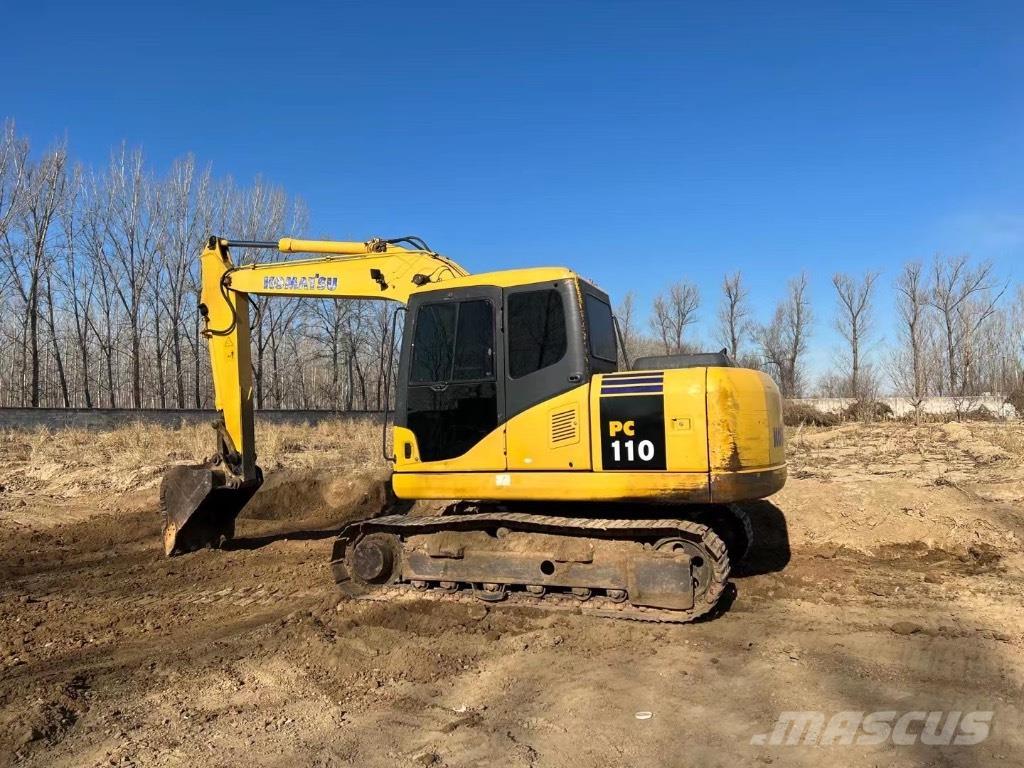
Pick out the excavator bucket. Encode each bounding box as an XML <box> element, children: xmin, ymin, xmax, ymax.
<box><xmin>160</xmin><ymin>464</ymin><xmax>263</xmax><ymax>556</ymax></box>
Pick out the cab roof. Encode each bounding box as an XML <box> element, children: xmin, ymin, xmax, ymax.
<box><xmin>410</xmin><ymin>266</ymin><xmax>579</xmax><ymax>293</ymax></box>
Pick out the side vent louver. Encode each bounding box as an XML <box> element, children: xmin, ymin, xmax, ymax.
<box><xmin>550</xmin><ymin>407</ymin><xmax>579</xmax><ymax>446</ymax></box>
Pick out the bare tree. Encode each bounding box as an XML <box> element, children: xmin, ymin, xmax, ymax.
<box><xmin>831</xmin><ymin>270</ymin><xmax>879</xmax><ymax>403</ymax></box>
<box><xmin>309</xmin><ymin>298</ymin><xmax>351</xmax><ymax>406</ymax></box>
<box><xmin>345</xmin><ymin>303</ymin><xmax>371</xmax><ymax>409</ymax></box>
<box><xmin>928</xmin><ymin>254</ymin><xmax>1005</xmax><ymax>397</ymax></box>
<box><xmin>55</xmin><ymin>164</ymin><xmax>95</xmax><ymax>407</ymax></box>
<box><xmin>0</xmin><ymin>120</ymin><xmax>28</xmax><ymax>247</ymax></box>
<box><xmin>81</xmin><ymin>172</ymin><xmax>120</xmax><ymax>407</ymax></box>
<box><xmin>891</xmin><ymin>262</ymin><xmax>932</xmax><ymax>423</ymax></box>
<box><xmin>614</xmin><ymin>290</ymin><xmax>641</xmax><ymax>366</ymax></box>
<box><xmin>755</xmin><ymin>272</ymin><xmax>813</xmax><ymax>397</ymax></box>
<box><xmin>650</xmin><ymin>281</ymin><xmax>700</xmax><ymax>355</ymax></box>
<box><xmin>0</xmin><ymin>143</ymin><xmax>67</xmax><ymax>405</ymax></box>
<box><xmin>970</xmin><ymin>305</ymin><xmax>1012</xmax><ymax>395</ymax></box>
<box><xmin>102</xmin><ymin>146</ymin><xmax>158</xmax><ymax>408</ymax></box>
<box><xmin>717</xmin><ymin>271</ymin><xmax>750</xmax><ymax>360</ymax></box>
<box><xmin>158</xmin><ymin>155</ymin><xmax>212</xmax><ymax>407</ymax></box>
<box><xmin>369</xmin><ymin>302</ymin><xmax>401</xmax><ymax>410</ymax></box>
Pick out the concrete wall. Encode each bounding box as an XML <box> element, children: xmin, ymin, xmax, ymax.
<box><xmin>792</xmin><ymin>396</ymin><xmax>1017</xmax><ymax>419</ymax></box>
<box><xmin>0</xmin><ymin>408</ymin><xmax>384</xmax><ymax>431</ymax></box>
<box><xmin>4</xmin><ymin>398</ymin><xmax>1018</xmax><ymax>431</ymax></box>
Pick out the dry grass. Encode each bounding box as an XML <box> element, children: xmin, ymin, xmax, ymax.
<box><xmin>255</xmin><ymin>418</ymin><xmax>386</xmax><ymax>470</ymax></box>
<box><xmin>970</xmin><ymin>422</ymin><xmax>1024</xmax><ymax>459</ymax></box>
<box><xmin>0</xmin><ymin>418</ymin><xmax>385</xmax><ymax>500</ymax></box>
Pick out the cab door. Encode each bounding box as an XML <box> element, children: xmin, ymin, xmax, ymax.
<box><xmin>502</xmin><ymin>280</ymin><xmax>593</xmax><ymax>471</ymax></box>
<box><xmin>398</xmin><ymin>287</ymin><xmax>506</xmax><ymax>470</ymax></box>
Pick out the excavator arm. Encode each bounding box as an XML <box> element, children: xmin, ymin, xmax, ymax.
<box><xmin>160</xmin><ymin>235</ymin><xmax>467</xmax><ymax>555</ymax></box>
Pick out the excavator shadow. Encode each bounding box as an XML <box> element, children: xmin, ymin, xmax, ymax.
<box><xmin>732</xmin><ymin>499</ymin><xmax>791</xmax><ymax>578</ymax></box>
<box><xmin>687</xmin><ymin>501</ymin><xmax>791</xmax><ymax>621</ymax></box>
<box><xmin>221</xmin><ymin>525</ymin><xmax>345</xmax><ymax>551</ymax></box>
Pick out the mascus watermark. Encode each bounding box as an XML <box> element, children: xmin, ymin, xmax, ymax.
<box><xmin>750</xmin><ymin>710</ymin><xmax>993</xmax><ymax>747</ymax></box>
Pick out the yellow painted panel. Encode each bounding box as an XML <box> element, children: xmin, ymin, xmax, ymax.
<box><xmin>393</xmin><ymin>423</ymin><xmax>507</xmax><ymax>473</ymax></box>
<box><xmin>506</xmin><ymin>384</ymin><xmax>592</xmax><ymax>470</ymax></box>
<box><xmin>662</xmin><ymin>369</ymin><xmax>710</xmax><ymax>472</ymax></box>
<box><xmin>393</xmin><ymin>470</ymin><xmax>711</xmax><ymax>503</ymax></box>
<box><xmin>414</xmin><ymin>266</ymin><xmax>577</xmax><ymax>293</ymax></box>
<box><xmin>706</xmin><ymin>368</ymin><xmax>786</xmax><ymax>471</ymax></box>
<box><xmin>201</xmin><ymin>244</ymin><xmax>257</xmax><ymax>479</ymax></box>
<box><xmin>228</xmin><ymin>251</ymin><xmax>441</xmax><ymax>302</ymax></box>
<box><xmin>392</xmin><ymin>426</ymin><xmax>418</xmax><ymax>468</ymax></box>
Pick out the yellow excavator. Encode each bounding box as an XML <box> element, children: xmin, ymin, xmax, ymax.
<box><xmin>161</xmin><ymin>235</ymin><xmax>786</xmax><ymax>622</ymax></box>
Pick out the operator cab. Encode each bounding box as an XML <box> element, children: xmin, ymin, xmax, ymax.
<box><xmin>395</xmin><ymin>273</ymin><xmax>616</xmax><ymax>463</ymax></box>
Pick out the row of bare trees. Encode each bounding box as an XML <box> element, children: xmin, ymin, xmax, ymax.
<box><xmin>0</xmin><ymin>122</ymin><xmax>400</xmax><ymax>410</ymax></box>
<box><xmin>618</xmin><ymin>254</ymin><xmax>1022</xmax><ymax>406</ymax></box>
<box><xmin>617</xmin><ymin>272</ymin><xmax>815</xmax><ymax>397</ymax></box>
<box><xmin>3</xmin><ymin>121</ymin><xmax>1022</xmax><ymax>411</ymax></box>
<box><xmin>888</xmin><ymin>258</ymin><xmax>1016</xmax><ymax>411</ymax></box>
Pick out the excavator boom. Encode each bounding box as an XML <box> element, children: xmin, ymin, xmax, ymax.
<box><xmin>161</xmin><ymin>235</ymin><xmax>468</xmax><ymax>554</ymax></box>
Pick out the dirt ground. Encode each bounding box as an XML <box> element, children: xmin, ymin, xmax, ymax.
<box><xmin>1</xmin><ymin>419</ymin><xmax>1022</xmax><ymax>767</ymax></box>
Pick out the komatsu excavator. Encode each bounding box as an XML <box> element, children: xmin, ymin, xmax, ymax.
<box><xmin>161</xmin><ymin>236</ymin><xmax>786</xmax><ymax>622</ymax></box>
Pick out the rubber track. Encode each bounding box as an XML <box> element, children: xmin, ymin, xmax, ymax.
<box><xmin>332</xmin><ymin>512</ymin><xmax>730</xmax><ymax>624</ymax></box>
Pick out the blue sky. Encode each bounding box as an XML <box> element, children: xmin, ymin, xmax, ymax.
<box><xmin>3</xmin><ymin>1</ymin><xmax>1022</xmax><ymax>378</ymax></box>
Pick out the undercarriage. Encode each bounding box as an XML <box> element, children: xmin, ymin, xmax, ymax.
<box><xmin>330</xmin><ymin>507</ymin><xmax>748</xmax><ymax>623</ymax></box>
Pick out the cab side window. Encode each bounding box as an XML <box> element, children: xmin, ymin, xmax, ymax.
<box><xmin>507</xmin><ymin>289</ymin><xmax>567</xmax><ymax>378</ymax></box>
<box><xmin>451</xmin><ymin>300</ymin><xmax>494</xmax><ymax>380</ymax></box>
<box><xmin>584</xmin><ymin>293</ymin><xmax>617</xmax><ymax>363</ymax></box>
<box><xmin>410</xmin><ymin>303</ymin><xmax>456</xmax><ymax>383</ymax></box>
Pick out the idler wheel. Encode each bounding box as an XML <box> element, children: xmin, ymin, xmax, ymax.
<box><xmin>350</xmin><ymin>534</ymin><xmax>399</xmax><ymax>584</ymax></box>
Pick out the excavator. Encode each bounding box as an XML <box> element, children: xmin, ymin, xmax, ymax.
<box><xmin>160</xmin><ymin>235</ymin><xmax>786</xmax><ymax>622</ymax></box>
